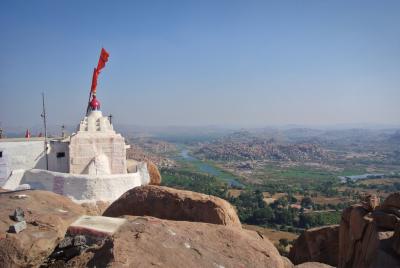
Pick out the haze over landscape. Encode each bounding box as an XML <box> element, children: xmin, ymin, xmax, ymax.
<box><xmin>2</xmin><ymin>2</ymin><xmax>400</xmax><ymax>267</ymax></box>
<box><xmin>1</xmin><ymin>0</ymin><xmax>399</xmax><ymax>129</ymax></box>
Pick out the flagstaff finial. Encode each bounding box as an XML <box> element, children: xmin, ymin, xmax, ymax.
<box><xmin>89</xmin><ymin>94</ymin><xmax>101</xmax><ymax>111</ymax></box>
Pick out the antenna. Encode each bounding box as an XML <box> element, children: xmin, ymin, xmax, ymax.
<box><xmin>41</xmin><ymin>93</ymin><xmax>49</xmax><ymax>170</ymax></box>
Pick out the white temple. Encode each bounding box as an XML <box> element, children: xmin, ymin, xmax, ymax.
<box><xmin>0</xmin><ymin>95</ymin><xmax>150</xmax><ymax>202</ymax></box>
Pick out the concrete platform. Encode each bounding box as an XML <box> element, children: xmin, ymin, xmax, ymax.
<box><xmin>68</xmin><ymin>215</ymin><xmax>126</xmax><ymax>238</ymax></box>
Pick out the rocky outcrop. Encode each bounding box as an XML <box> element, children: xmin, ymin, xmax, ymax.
<box><xmin>80</xmin><ymin>201</ymin><xmax>110</xmax><ymax>216</ymax></box>
<box><xmin>147</xmin><ymin>161</ymin><xmax>161</xmax><ymax>185</ymax></box>
<box><xmin>381</xmin><ymin>192</ymin><xmax>400</xmax><ymax>209</ymax></box>
<box><xmin>289</xmin><ymin>225</ymin><xmax>339</xmax><ymax>267</ymax></box>
<box><xmin>288</xmin><ymin>193</ymin><xmax>400</xmax><ymax>268</ymax></box>
<box><xmin>338</xmin><ymin>193</ymin><xmax>400</xmax><ymax>268</ymax></box>
<box><xmin>0</xmin><ymin>189</ymin><xmax>85</xmax><ymax>267</ymax></box>
<box><xmin>294</xmin><ymin>262</ymin><xmax>334</xmax><ymax>268</ymax></box>
<box><xmin>62</xmin><ymin>216</ymin><xmax>283</xmax><ymax>267</ymax></box>
<box><xmin>103</xmin><ymin>185</ymin><xmax>242</xmax><ymax>228</ymax></box>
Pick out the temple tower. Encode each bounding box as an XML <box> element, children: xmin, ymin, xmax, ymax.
<box><xmin>69</xmin><ymin>95</ymin><xmax>128</xmax><ymax>175</ymax></box>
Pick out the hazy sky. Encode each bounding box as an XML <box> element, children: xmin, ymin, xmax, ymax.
<box><xmin>1</xmin><ymin>0</ymin><xmax>399</xmax><ymax>128</ymax></box>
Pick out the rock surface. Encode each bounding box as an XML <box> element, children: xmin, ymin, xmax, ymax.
<box><xmin>338</xmin><ymin>193</ymin><xmax>400</xmax><ymax>267</ymax></box>
<box><xmin>294</xmin><ymin>262</ymin><xmax>334</xmax><ymax>268</ymax></box>
<box><xmin>0</xmin><ymin>189</ymin><xmax>85</xmax><ymax>267</ymax></box>
<box><xmin>381</xmin><ymin>192</ymin><xmax>400</xmax><ymax>209</ymax></box>
<box><xmin>80</xmin><ymin>201</ymin><xmax>110</xmax><ymax>216</ymax></box>
<box><xmin>103</xmin><ymin>185</ymin><xmax>242</xmax><ymax>228</ymax></box>
<box><xmin>288</xmin><ymin>192</ymin><xmax>400</xmax><ymax>268</ymax></box>
<box><xmin>65</xmin><ymin>216</ymin><xmax>283</xmax><ymax>267</ymax></box>
<box><xmin>289</xmin><ymin>225</ymin><xmax>339</xmax><ymax>267</ymax></box>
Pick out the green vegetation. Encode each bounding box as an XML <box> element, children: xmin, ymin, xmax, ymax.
<box><xmin>298</xmin><ymin>211</ymin><xmax>342</xmax><ymax>228</ymax></box>
<box><xmin>230</xmin><ymin>192</ymin><xmax>342</xmax><ymax>231</ymax></box>
<box><xmin>161</xmin><ymin>168</ymin><xmax>228</xmax><ymax>199</ymax></box>
<box><xmin>261</xmin><ymin>164</ymin><xmax>335</xmax><ymax>181</ymax></box>
<box><xmin>162</xmin><ymin>167</ymin><xmax>343</xmax><ymax>233</ymax></box>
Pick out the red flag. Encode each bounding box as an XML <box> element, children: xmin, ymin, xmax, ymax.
<box><xmin>96</xmin><ymin>48</ymin><xmax>109</xmax><ymax>72</ymax></box>
<box><xmin>25</xmin><ymin>129</ymin><xmax>31</xmax><ymax>138</ymax></box>
<box><xmin>91</xmin><ymin>68</ymin><xmax>98</xmax><ymax>92</ymax></box>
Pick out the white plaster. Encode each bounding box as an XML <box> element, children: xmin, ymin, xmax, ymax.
<box><xmin>0</xmin><ymin>139</ymin><xmax>46</xmax><ymax>172</ymax></box>
<box><xmin>18</xmin><ymin>162</ymin><xmax>150</xmax><ymax>202</ymax></box>
<box><xmin>2</xmin><ymin>169</ymin><xmax>25</xmax><ymax>189</ymax></box>
<box><xmin>48</xmin><ymin>139</ymin><xmax>70</xmax><ymax>173</ymax></box>
<box><xmin>70</xmin><ymin>110</ymin><xmax>127</xmax><ymax>175</ymax></box>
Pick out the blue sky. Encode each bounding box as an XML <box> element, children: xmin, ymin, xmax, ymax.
<box><xmin>0</xmin><ymin>0</ymin><xmax>399</xmax><ymax>128</ymax></box>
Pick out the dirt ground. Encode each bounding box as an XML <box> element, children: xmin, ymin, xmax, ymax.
<box><xmin>243</xmin><ymin>224</ymin><xmax>298</xmax><ymax>245</ymax></box>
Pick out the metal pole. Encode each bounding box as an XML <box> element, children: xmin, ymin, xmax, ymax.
<box><xmin>86</xmin><ymin>91</ymin><xmax>92</xmax><ymax>116</ymax></box>
<box><xmin>41</xmin><ymin>93</ymin><xmax>49</xmax><ymax>170</ymax></box>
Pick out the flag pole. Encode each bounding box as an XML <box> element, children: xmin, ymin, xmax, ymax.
<box><xmin>41</xmin><ymin>92</ymin><xmax>49</xmax><ymax>170</ymax></box>
<box><xmin>86</xmin><ymin>90</ymin><xmax>92</xmax><ymax>116</ymax></box>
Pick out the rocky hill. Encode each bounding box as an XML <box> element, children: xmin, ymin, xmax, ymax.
<box><xmin>196</xmin><ymin>138</ymin><xmax>329</xmax><ymax>162</ymax></box>
<box><xmin>0</xmin><ymin>187</ymin><xmax>331</xmax><ymax>268</ymax></box>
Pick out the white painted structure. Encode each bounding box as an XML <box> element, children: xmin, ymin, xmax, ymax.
<box><xmin>0</xmin><ymin>138</ymin><xmax>47</xmax><ymax>186</ymax></box>
<box><xmin>70</xmin><ymin>110</ymin><xmax>128</xmax><ymax>175</ymax></box>
<box><xmin>0</xmin><ymin>111</ymin><xmax>149</xmax><ymax>202</ymax></box>
<box><xmin>4</xmin><ymin>164</ymin><xmax>149</xmax><ymax>202</ymax></box>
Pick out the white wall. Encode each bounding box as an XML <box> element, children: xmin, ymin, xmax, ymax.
<box><xmin>48</xmin><ymin>140</ymin><xmax>70</xmax><ymax>173</ymax></box>
<box><xmin>20</xmin><ymin>162</ymin><xmax>150</xmax><ymax>202</ymax></box>
<box><xmin>0</xmin><ymin>140</ymin><xmax>46</xmax><ymax>177</ymax></box>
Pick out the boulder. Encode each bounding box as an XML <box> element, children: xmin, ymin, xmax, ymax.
<box><xmin>338</xmin><ymin>194</ymin><xmax>400</xmax><ymax>268</ymax></box>
<box><xmin>371</xmin><ymin>210</ymin><xmax>400</xmax><ymax>230</ymax></box>
<box><xmin>392</xmin><ymin>224</ymin><xmax>400</xmax><ymax>256</ymax></box>
<box><xmin>382</xmin><ymin>192</ymin><xmax>400</xmax><ymax>209</ymax></box>
<box><xmin>282</xmin><ymin>256</ymin><xmax>295</xmax><ymax>268</ymax></box>
<box><xmin>147</xmin><ymin>161</ymin><xmax>161</xmax><ymax>185</ymax></box>
<box><xmin>103</xmin><ymin>185</ymin><xmax>241</xmax><ymax>228</ymax></box>
<box><xmin>80</xmin><ymin>201</ymin><xmax>110</xmax><ymax>216</ymax></box>
<box><xmin>289</xmin><ymin>225</ymin><xmax>339</xmax><ymax>267</ymax></box>
<box><xmin>65</xmin><ymin>216</ymin><xmax>284</xmax><ymax>267</ymax></box>
<box><xmin>294</xmin><ymin>262</ymin><xmax>334</xmax><ymax>268</ymax></box>
<box><xmin>361</xmin><ymin>194</ymin><xmax>380</xmax><ymax>211</ymax></box>
<box><xmin>0</xmin><ymin>190</ymin><xmax>85</xmax><ymax>267</ymax></box>
<box><xmin>349</xmin><ymin>205</ymin><xmax>371</xmax><ymax>241</ymax></box>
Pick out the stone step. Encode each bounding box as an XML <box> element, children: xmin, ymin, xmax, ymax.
<box><xmin>68</xmin><ymin>215</ymin><xmax>126</xmax><ymax>238</ymax></box>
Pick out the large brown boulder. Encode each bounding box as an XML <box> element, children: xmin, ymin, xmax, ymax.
<box><xmin>103</xmin><ymin>185</ymin><xmax>242</xmax><ymax>228</ymax></box>
<box><xmin>338</xmin><ymin>192</ymin><xmax>400</xmax><ymax>268</ymax></box>
<box><xmin>392</xmin><ymin>224</ymin><xmax>400</xmax><ymax>256</ymax></box>
<box><xmin>289</xmin><ymin>225</ymin><xmax>339</xmax><ymax>267</ymax></box>
<box><xmin>295</xmin><ymin>262</ymin><xmax>334</xmax><ymax>268</ymax></box>
<box><xmin>0</xmin><ymin>189</ymin><xmax>85</xmax><ymax>267</ymax></box>
<box><xmin>65</xmin><ymin>216</ymin><xmax>285</xmax><ymax>267</ymax></box>
<box><xmin>381</xmin><ymin>192</ymin><xmax>400</xmax><ymax>209</ymax></box>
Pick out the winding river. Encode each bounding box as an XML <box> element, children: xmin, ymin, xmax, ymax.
<box><xmin>178</xmin><ymin>148</ymin><xmax>244</xmax><ymax>188</ymax></box>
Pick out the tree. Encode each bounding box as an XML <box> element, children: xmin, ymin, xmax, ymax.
<box><xmin>249</xmin><ymin>207</ymin><xmax>274</xmax><ymax>225</ymax></box>
<box><xmin>301</xmin><ymin>197</ymin><xmax>314</xmax><ymax>209</ymax></box>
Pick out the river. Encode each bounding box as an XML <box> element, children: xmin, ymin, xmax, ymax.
<box><xmin>178</xmin><ymin>148</ymin><xmax>244</xmax><ymax>188</ymax></box>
